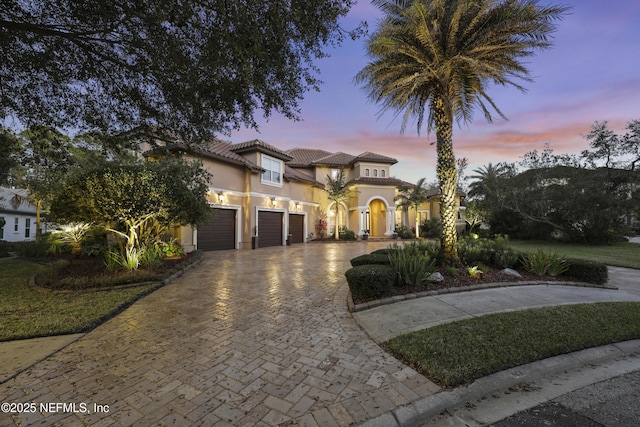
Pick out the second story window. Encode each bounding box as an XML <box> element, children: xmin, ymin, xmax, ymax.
<box><xmin>373</xmin><ymin>169</ymin><xmax>378</xmax><ymax>177</ymax></box>
<box><xmin>261</xmin><ymin>155</ymin><xmax>283</xmax><ymax>186</ymax></box>
<box><xmin>365</xmin><ymin>168</ymin><xmax>370</xmax><ymax>177</ymax></box>
<box><xmin>381</xmin><ymin>169</ymin><xmax>386</xmax><ymax>177</ymax></box>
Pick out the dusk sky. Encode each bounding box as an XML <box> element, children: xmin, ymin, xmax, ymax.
<box><xmin>229</xmin><ymin>0</ymin><xmax>640</xmax><ymax>185</ymax></box>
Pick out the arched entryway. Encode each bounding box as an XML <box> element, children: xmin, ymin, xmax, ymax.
<box><xmin>367</xmin><ymin>199</ymin><xmax>387</xmax><ymax>237</ymax></box>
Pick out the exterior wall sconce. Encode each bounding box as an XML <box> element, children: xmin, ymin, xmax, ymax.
<box><xmin>217</xmin><ymin>192</ymin><xmax>225</xmax><ymax>204</ymax></box>
<box><xmin>295</xmin><ymin>202</ymin><xmax>301</xmax><ymax>211</ymax></box>
<box><xmin>270</xmin><ymin>197</ymin><xmax>277</xmax><ymax>207</ymax></box>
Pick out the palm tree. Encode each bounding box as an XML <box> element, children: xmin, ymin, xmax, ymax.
<box><xmin>468</xmin><ymin>163</ymin><xmax>511</xmax><ymax>199</ymax></box>
<box><xmin>324</xmin><ymin>168</ymin><xmax>350</xmax><ymax>239</ymax></box>
<box><xmin>356</xmin><ymin>0</ymin><xmax>568</xmax><ymax>264</ymax></box>
<box><xmin>396</xmin><ymin>177</ymin><xmax>430</xmax><ymax>237</ymax></box>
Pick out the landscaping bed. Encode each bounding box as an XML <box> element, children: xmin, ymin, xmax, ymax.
<box><xmin>34</xmin><ymin>252</ymin><xmax>201</xmax><ymax>290</ymax></box>
<box><xmin>350</xmin><ymin>266</ymin><xmax>579</xmax><ymax>305</ymax></box>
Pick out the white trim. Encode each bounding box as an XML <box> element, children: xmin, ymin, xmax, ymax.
<box><xmin>260</xmin><ymin>154</ymin><xmax>284</xmax><ymax>188</ymax></box>
<box><xmin>256</xmin><ymin>206</ymin><xmax>288</xmax><ymax>245</ymax></box>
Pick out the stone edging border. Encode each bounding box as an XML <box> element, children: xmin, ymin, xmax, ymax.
<box><xmin>348</xmin><ymin>280</ymin><xmax>617</xmax><ymax>313</ymax></box>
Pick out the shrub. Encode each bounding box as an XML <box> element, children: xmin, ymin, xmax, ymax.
<box><xmin>160</xmin><ymin>238</ymin><xmax>185</xmax><ymax>257</ymax></box>
<box><xmin>420</xmin><ymin>218</ymin><xmax>442</xmax><ymax>238</ymax></box>
<box><xmin>0</xmin><ymin>240</ymin><xmax>10</xmax><ymax>258</ymax></box>
<box><xmin>520</xmin><ymin>250</ymin><xmax>568</xmax><ymax>276</ymax></box>
<box><xmin>457</xmin><ymin>236</ymin><xmax>520</xmax><ymax>268</ymax></box>
<box><xmin>394</xmin><ymin>225</ymin><xmax>414</xmax><ymax>239</ymax></box>
<box><xmin>371</xmin><ymin>247</ymin><xmax>400</xmax><ymax>256</ymax></box>
<box><xmin>350</xmin><ymin>253</ymin><xmax>391</xmax><ymax>267</ymax></box>
<box><xmin>565</xmin><ymin>259</ymin><xmax>608</xmax><ymax>284</ymax></box>
<box><xmin>139</xmin><ymin>244</ymin><xmax>164</xmax><ymax>267</ymax></box>
<box><xmin>36</xmin><ymin>259</ymin><xmax>70</xmax><ymax>286</ymax></box>
<box><xmin>15</xmin><ymin>239</ymin><xmax>49</xmax><ymax>258</ymax></box>
<box><xmin>345</xmin><ymin>264</ymin><xmax>395</xmax><ymax>301</ymax></box>
<box><xmin>339</xmin><ymin>229</ymin><xmax>357</xmax><ymax>240</ymax></box>
<box><xmin>389</xmin><ymin>250</ymin><xmax>436</xmax><ymax>287</ymax></box>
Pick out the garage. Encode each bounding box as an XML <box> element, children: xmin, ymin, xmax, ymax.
<box><xmin>197</xmin><ymin>208</ymin><xmax>236</xmax><ymax>251</ymax></box>
<box><xmin>258</xmin><ymin>211</ymin><xmax>283</xmax><ymax>247</ymax></box>
<box><xmin>289</xmin><ymin>214</ymin><xmax>304</xmax><ymax>244</ymax></box>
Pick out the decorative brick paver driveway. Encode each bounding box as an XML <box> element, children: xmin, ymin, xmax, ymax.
<box><xmin>1</xmin><ymin>242</ymin><xmax>438</xmax><ymax>426</ymax></box>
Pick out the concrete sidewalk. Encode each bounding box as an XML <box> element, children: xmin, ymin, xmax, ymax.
<box><xmin>353</xmin><ymin>266</ymin><xmax>640</xmax><ymax>426</ymax></box>
<box><xmin>353</xmin><ymin>267</ymin><xmax>640</xmax><ymax>344</ymax></box>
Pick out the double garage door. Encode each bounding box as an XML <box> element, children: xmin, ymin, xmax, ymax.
<box><xmin>259</xmin><ymin>212</ymin><xmax>304</xmax><ymax>247</ymax></box>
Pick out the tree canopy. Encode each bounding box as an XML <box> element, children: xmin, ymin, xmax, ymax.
<box><xmin>49</xmin><ymin>158</ymin><xmax>212</xmax><ymax>250</ymax></box>
<box><xmin>1</xmin><ymin>0</ymin><xmax>358</xmax><ymax>138</ymax></box>
<box><xmin>468</xmin><ymin>121</ymin><xmax>640</xmax><ymax>244</ymax></box>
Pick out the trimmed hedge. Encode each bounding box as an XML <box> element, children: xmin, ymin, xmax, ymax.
<box><xmin>565</xmin><ymin>259</ymin><xmax>608</xmax><ymax>284</ymax></box>
<box><xmin>345</xmin><ymin>264</ymin><xmax>395</xmax><ymax>300</ymax></box>
<box><xmin>371</xmin><ymin>248</ymin><xmax>399</xmax><ymax>256</ymax></box>
<box><xmin>350</xmin><ymin>253</ymin><xmax>391</xmax><ymax>267</ymax></box>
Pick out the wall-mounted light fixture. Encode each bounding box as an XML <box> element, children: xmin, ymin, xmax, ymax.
<box><xmin>295</xmin><ymin>202</ymin><xmax>301</xmax><ymax>211</ymax></box>
<box><xmin>217</xmin><ymin>192</ymin><xmax>225</xmax><ymax>204</ymax></box>
<box><xmin>270</xmin><ymin>197</ymin><xmax>277</xmax><ymax>207</ymax></box>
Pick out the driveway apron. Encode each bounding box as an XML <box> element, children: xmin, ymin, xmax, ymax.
<box><xmin>0</xmin><ymin>242</ymin><xmax>438</xmax><ymax>426</ymax></box>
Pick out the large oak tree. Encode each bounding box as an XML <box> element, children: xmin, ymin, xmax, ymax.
<box><xmin>1</xmin><ymin>0</ymin><xmax>357</xmax><ymax>138</ymax></box>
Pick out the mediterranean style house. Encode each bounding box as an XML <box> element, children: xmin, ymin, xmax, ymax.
<box><xmin>142</xmin><ymin>138</ymin><xmax>465</xmax><ymax>251</ymax></box>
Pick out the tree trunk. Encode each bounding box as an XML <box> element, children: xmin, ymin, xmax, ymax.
<box><xmin>432</xmin><ymin>98</ymin><xmax>459</xmax><ymax>265</ymax></box>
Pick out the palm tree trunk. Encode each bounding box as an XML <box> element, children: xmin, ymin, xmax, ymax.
<box><xmin>433</xmin><ymin>98</ymin><xmax>459</xmax><ymax>265</ymax></box>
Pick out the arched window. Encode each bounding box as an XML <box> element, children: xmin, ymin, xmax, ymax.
<box><xmin>373</xmin><ymin>169</ymin><xmax>378</xmax><ymax>177</ymax></box>
<box><xmin>381</xmin><ymin>169</ymin><xmax>386</xmax><ymax>177</ymax></box>
<box><xmin>365</xmin><ymin>168</ymin><xmax>370</xmax><ymax>177</ymax></box>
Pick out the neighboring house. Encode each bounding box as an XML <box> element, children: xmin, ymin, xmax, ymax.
<box><xmin>0</xmin><ymin>187</ymin><xmax>37</xmax><ymax>242</ymax></box>
<box><xmin>143</xmin><ymin>138</ymin><xmax>465</xmax><ymax>251</ymax></box>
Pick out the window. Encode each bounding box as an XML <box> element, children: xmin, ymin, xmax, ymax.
<box><xmin>364</xmin><ymin>168</ymin><xmax>370</xmax><ymax>177</ymax></box>
<box><xmin>0</xmin><ymin>217</ymin><xmax>4</xmax><ymax>239</ymax></box>
<box><xmin>25</xmin><ymin>218</ymin><xmax>30</xmax><ymax>238</ymax></box>
<box><xmin>14</xmin><ymin>217</ymin><xmax>18</xmax><ymax>232</ymax></box>
<box><xmin>373</xmin><ymin>169</ymin><xmax>378</xmax><ymax>177</ymax></box>
<box><xmin>261</xmin><ymin>155</ymin><xmax>282</xmax><ymax>185</ymax></box>
<box><xmin>381</xmin><ymin>169</ymin><xmax>386</xmax><ymax>177</ymax></box>
<box><xmin>331</xmin><ymin>169</ymin><xmax>340</xmax><ymax>179</ymax></box>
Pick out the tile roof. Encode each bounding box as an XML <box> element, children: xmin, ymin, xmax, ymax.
<box><xmin>312</xmin><ymin>152</ymin><xmax>357</xmax><ymax>166</ymax></box>
<box><xmin>286</xmin><ymin>148</ymin><xmax>333</xmax><ymax>167</ymax></box>
<box><xmin>231</xmin><ymin>139</ymin><xmax>293</xmax><ymax>161</ymax></box>
<box><xmin>146</xmin><ymin>141</ymin><xmax>264</xmax><ymax>172</ymax></box>
<box><xmin>354</xmin><ymin>152</ymin><xmax>398</xmax><ymax>165</ymax></box>
<box><xmin>283</xmin><ymin>166</ymin><xmax>323</xmax><ymax>186</ymax></box>
<box><xmin>348</xmin><ymin>176</ymin><xmax>407</xmax><ymax>186</ymax></box>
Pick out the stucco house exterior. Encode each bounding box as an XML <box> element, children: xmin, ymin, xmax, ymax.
<box><xmin>0</xmin><ymin>186</ymin><xmax>37</xmax><ymax>242</ymax></box>
<box><xmin>143</xmin><ymin>138</ymin><xmax>465</xmax><ymax>251</ymax></box>
<box><xmin>398</xmin><ymin>187</ymin><xmax>467</xmax><ymax>237</ymax></box>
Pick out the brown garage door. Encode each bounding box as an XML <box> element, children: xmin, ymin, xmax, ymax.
<box><xmin>258</xmin><ymin>211</ymin><xmax>283</xmax><ymax>247</ymax></box>
<box><xmin>289</xmin><ymin>214</ymin><xmax>304</xmax><ymax>244</ymax></box>
<box><xmin>198</xmin><ymin>208</ymin><xmax>236</xmax><ymax>251</ymax></box>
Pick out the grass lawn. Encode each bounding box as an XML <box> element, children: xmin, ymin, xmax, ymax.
<box><xmin>509</xmin><ymin>239</ymin><xmax>640</xmax><ymax>269</ymax></box>
<box><xmin>0</xmin><ymin>257</ymin><xmax>161</xmax><ymax>341</ymax></box>
<box><xmin>387</xmin><ymin>302</ymin><xmax>640</xmax><ymax>388</ymax></box>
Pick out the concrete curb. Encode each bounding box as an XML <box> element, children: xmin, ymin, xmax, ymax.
<box><xmin>350</xmin><ymin>280</ymin><xmax>616</xmax><ymax>312</ymax></box>
<box><xmin>356</xmin><ymin>339</ymin><xmax>640</xmax><ymax>426</ymax></box>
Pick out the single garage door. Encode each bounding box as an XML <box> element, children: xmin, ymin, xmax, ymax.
<box><xmin>289</xmin><ymin>214</ymin><xmax>304</xmax><ymax>244</ymax></box>
<box><xmin>258</xmin><ymin>211</ymin><xmax>283</xmax><ymax>247</ymax></box>
<box><xmin>198</xmin><ymin>208</ymin><xmax>236</xmax><ymax>251</ymax></box>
